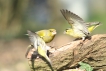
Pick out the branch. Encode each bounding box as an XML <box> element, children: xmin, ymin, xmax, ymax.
<box><xmin>26</xmin><ymin>34</ymin><xmax>106</xmax><ymax>71</ymax></box>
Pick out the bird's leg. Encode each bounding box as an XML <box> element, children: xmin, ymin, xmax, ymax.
<box><xmin>82</xmin><ymin>37</ymin><xmax>85</xmax><ymax>41</ymax></box>
<box><xmin>28</xmin><ymin>60</ymin><xmax>35</xmax><ymax>71</ymax></box>
<box><xmin>50</xmin><ymin>42</ymin><xmax>56</xmax><ymax>49</ymax></box>
<box><xmin>49</xmin><ymin>42</ymin><xmax>57</xmax><ymax>53</ymax></box>
<box><xmin>27</xmin><ymin>49</ymin><xmax>38</xmax><ymax>71</ymax></box>
<box><xmin>25</xmin><ymin>45</ymin><xmax>39</xmax><ymax>71</ymax></box>
<box><xmin>29</xmin><ymin>51</ymin><xmax>38</xmax><ymax>71</ymax></box>
<box><xmin>48</xmin><ymin>46</ymin><xmax>56</xmax><ymax>57</ymax></box>
<box><xmin>86</xmin><ymin>36</ymin><xmax>92</xmax><ymax>40</ymax></box>
<box><xmin>79</xmin><ymin>37</ymin><xmax>86</xmax><ymax>45</ymax></box>
<box><xmin>47</xmin><ymin>50</ymin><xmax>51</xmax><ymax>57</ymax></box>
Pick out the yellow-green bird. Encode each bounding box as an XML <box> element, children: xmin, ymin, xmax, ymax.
<box><xmin>60</xmin><ymin>9</ymin><xmax>101</xmax><ymax>40</ymax></box>
<box><xmin>27</xmin><ymin>30</ymin><xmax>53</xmax><ymax>71</ymax></box>
<box><xmin>25</xmin><ymin>29</ymin><xmax>56</xmax><ymax>59</ymax></box>
<box><xmin>36</xmin><ymin>29</ymin><xmax>56</xmax><ymax>43</ymax></box>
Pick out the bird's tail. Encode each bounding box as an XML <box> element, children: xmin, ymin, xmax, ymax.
<box><xmin>87</xmin><ymin>22</ymin><xmax>101</xmax><ymax>33</ymax></box>
<box><xmin>86</xmin><ymin>22</ymin><xmax>101</xmax><ymax>27</ymax></box>
<box><xmin>46</xmin><ymin>55</ymin><xmax>51</xmax><ymax>64</ymax></box>
<box><xmin>42</xmin><ymin>54</ymin><xmax>54</xmax><ymax>71</ymax></box>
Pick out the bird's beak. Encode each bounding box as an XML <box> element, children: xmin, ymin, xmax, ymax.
<box><xmin>52</xmin><ymin>31</ymin><xmax>57</xmax><ymax>35</ymax></box>
<box><xmin>25</xmin><ymin>34</ymin><xmax>28</xmax><ymax>35</ymax></box>
<box><xmin>63</xmin><ymin>31</ymin><xmax>66</xmax><ymax>34</ymax></box>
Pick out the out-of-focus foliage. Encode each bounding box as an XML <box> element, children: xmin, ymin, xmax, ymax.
<box><xmin>79</xmin><ymin>62</ymin><xmax>93</xmax><ymax>71</ymax></box>
<box><xmin>0</xmin><ymin>0</ymin><xmax>29</xmax><ymax>39</ymax></box>
<box><xmin>88</xmin><ymin>0</ymin><xmax>106</xmax><ymax>34</ymax></box>
<box><xmin>0</xmin><ymin>0</ymin><xmax>105</xmax><ymax>40</ymax></box>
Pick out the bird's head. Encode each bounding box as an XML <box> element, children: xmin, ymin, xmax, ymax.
<box><xmin>49</xmin><ymin>29</ymin><xmax>57</xmax><ymax>36</ymax></box>
<box><xmin>64</xmin><ymin>28</ymin><xmax>73</xmax><ymax>35</ymax></box>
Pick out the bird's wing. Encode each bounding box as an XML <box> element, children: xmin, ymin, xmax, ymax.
<box><xmin>60</xmin><ymin>9</ymin><xmax>84</xmax><ymax>25</ymax></box>
<box><xmin>27</xmin><ymin>30</ymin><xmax>39</xmax><ymax>49</ymax></box>
<box><xmin>37</xmin><ymin>34</ymin><xmax>47</xmax><ymax>50</ymax></box>
<box><xmin>61</xmin><ymin>9</ymin><xmax>89</xmax><ymax>35</ymax></box>
<box><xmin>37</xmin><ymin>46</ymin><xmax>52</xmax><ymax>66</ymax></box>
<box><xmin>73</xmin><ymin>21</ymin><xmax>90</xmax><ymax>36</ymax></box>
<box><xmin>27</xmin><ymin>30</ymin><xmax>48</xmax><ymax>51</ymax></box>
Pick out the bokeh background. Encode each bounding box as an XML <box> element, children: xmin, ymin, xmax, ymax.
<box><xmin>0</xmin><ymin>0</ymin><xmax>106</xmax><ymax>71</ymax></box>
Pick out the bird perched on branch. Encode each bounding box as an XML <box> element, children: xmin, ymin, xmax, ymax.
<box><xmin>60</xmin><ymin>9</ymin><xmax>101</xmax><ymax>41</ymax></box>
<box><xmin>25</xmin><ymin>29</ymin><xmax>56</xmax><ymax>60</ymax></box>
<box><xmin>27</xmin><ymin>30</ymin><xmax>53</xmax><ymax>71</ymax></box>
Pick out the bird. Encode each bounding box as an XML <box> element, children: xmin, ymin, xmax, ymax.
<box><xmin>27</xmin><ymin>30</ymin><xmax>53</xmax><ymax>71</ymax></box>
<box><xmin>36</xmin><ymin>29</ymin><xmax>56</xmax><ymax>43</ymax></box>
<box><xmin>60</xmin><ymin>9</ymin><xmax>101</xmax><ymax>41</ymax></box>
<box><xmin>25</xmin><ymin>29</ymin><xmax>56</xmax><ymax>59</ymax></box>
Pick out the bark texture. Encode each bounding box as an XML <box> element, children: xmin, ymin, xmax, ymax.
<box><xmin>27</xmin><ymin>34</ymin><xmax>106</xmax><ymax>71</ymax></box>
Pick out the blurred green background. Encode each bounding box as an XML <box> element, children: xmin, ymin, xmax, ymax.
<box><xmin>0</xmin><ymin>0</ymin><xmax>106</xmax><ymax>71</ymax></box>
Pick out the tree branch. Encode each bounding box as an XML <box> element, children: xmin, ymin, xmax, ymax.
<box><xmin>27</xmin><ymin>34</ymin><xmax>106</xmax><ymax>71</ymax></box>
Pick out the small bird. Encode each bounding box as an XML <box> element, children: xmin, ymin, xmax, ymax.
<box><xmin>60</xmin><ymin>9</ymin><xmax>101</xmax><ymax>40</ymax></box>
<box><xmin>27</xmin><ymin>30</ymin><xmax>53</xmax><ymax>71</ymax></box>
<box><xmin>36</xmin><ymin>29</ymin><xmax>56</xmax><ymax>43</ymax></box>
<box><xmin>25</xmin><ymin>29</ymin><xmax>56</xmax><ymax>59</ymax></box>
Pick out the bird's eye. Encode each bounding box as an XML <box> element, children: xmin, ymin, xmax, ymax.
<box><xmin>65</xmin><ymin>29</ymin><xmax>69</xmax><ymax>31</ymax></box>
<box><xmin>50</xmin><ymin>30</ymin><xmax>53</xmax><ymax>32</ymax></box>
